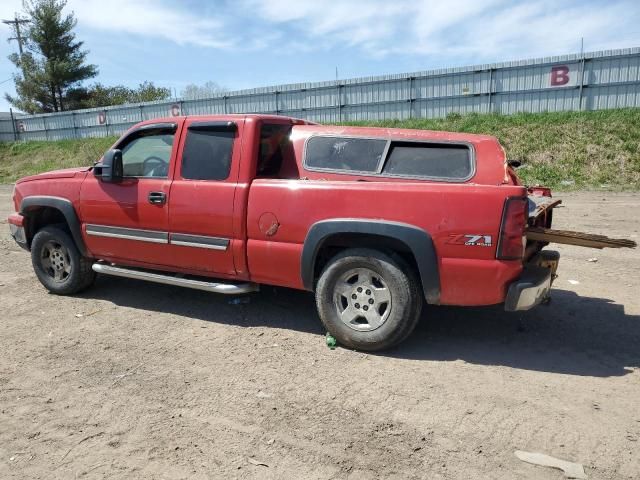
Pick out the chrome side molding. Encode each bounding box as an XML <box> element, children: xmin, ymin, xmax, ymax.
<box><xmin>92</xmin><ymin>263</ymin><xmax>258</xmax><ymax>295</ymax></box>
<box><xmin>169</xmin><ymin>233</ymin><xmax>229</xmax><ymax>250</ymax></box>
<box><xmin>85</xmin><ymin>224</ymin><xmax>231</xmax><ymax>250</ymax></box>
<box><xmin>86</xmin><ymin>224</ymin><xmax>168</xmax><ymax>244</ymax></box>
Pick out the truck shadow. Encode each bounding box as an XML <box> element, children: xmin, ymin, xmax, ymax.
<box><xmin>85</xmin><ymin>278</ymin><xmax>639</xmax><ymax>378</ymax></box>
<box><xmin>84</xmin><ymin>275</ymin><xmax>323</xmax><ymax>334</ymax></box>
<box><xmin>396</xmin><ymin>288</ymin><xmax>640</xmax><ymax>377</ymax></box>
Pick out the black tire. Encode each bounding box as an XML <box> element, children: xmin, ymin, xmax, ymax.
<box><xmin>315</xmin><ymin>248</ymin><xmax>423</xmax><ymax>351</ymax></box>
<box><xmin>31</xmin><ymin>225</ymin><xmax>95</xmax><ymax>295</ymax></box>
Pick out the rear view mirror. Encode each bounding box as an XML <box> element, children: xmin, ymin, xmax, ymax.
<box><xmin>94</xmin><ymin>149</ymin><xmax>123</xmax><ymax>183</ymax></box>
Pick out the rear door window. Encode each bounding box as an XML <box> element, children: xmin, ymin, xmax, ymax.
<box><xmin>382</xmin><ymin>142</ymin><xmax>473</xmax><ymax>180</ymax></box>
<box><xmin>181</xmin><ymin>129</ymin><xmax>235</xmax><ymax>180</ymax></box>
<box><xmin>305</xmin><ymin>136</ymin><xmax>387</xmax><ymax>173</ymax></box>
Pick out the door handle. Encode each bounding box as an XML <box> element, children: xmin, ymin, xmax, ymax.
<box><xmin>148</xmin><ymin>191</ymin><xmax>167</xmax><ymax>205</ymax></box>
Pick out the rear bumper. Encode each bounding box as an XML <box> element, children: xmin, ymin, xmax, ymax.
<box><xmin>504</xmin><ymin>250</ymin><xmax>559</xmax><ymax>312</ymax></box>
<box><xmin>8</xmin><ymin>213</ymin><xmax>28</xmax><ymax>251</ymax></box>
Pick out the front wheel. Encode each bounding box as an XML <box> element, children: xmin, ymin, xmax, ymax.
<box><xmin>315</xmin><ymin>248</ymin><xmax>423</xmax><ymax>351</ymax></box>
<box><xmin>31</xmin><ymin>226</ymin><xmax>96</xmax><ymax>295</ymax></box>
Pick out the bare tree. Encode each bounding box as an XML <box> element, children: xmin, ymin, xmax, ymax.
<box><xmin>180</xmin><ymin>81</ymin><xmax>228</xmax><ymax>100</ymax></box>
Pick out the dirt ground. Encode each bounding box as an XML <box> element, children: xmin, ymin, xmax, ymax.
<box><xmin>0</xmin><ymin>185</ymin><xmax>638</xmax><ymax>480</ymax></box>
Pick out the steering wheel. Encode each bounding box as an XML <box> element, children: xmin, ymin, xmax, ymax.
<box><xmin>142</xmin><ymin>156</ymin><xmax>168</xmax><ymax>177</ymax></box>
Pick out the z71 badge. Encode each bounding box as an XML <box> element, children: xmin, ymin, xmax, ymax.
<box><xmin>448</xmin><ymin>234</ymin><xmax>493</xmax><ymax>247</ymax></box>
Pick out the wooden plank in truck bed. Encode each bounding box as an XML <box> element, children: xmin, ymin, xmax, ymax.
<box><xmin>525</xmin><ymin>227</ymin><xmax>637</xmax><ymax>249</ymax></box>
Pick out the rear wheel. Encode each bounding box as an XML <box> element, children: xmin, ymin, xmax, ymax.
<box><xmin>31</xmin><ymin>226</ymin><xmax>95</xmax><ymax>295</ymax></box>
<box><xmin>315</xmin><ymin>248</ymin><xmax>422</xmax><ymax>351</ymax></box>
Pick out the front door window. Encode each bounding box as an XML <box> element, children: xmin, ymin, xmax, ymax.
<box><xmin>121</xmin><ymin>133</ymin><xmax>174</xmax><ymax>178</ymax></box>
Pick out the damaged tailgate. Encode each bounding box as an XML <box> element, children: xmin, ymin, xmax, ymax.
<box><xmin>525</xmin><ymin>227</ymin><xmax>637</xmax><ymax>249</ymax></box>
<box><xmin>525</xmin><ymin>189</ymin><xmax>636</xmax><ymax>249</ymax></box>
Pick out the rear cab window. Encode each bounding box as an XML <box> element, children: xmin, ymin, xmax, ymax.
<box><xmin>257</xmin><ymin>124</ymin><xmax>297</xmax><ymax>178</ymax></box>
<box><xmin>304</xmin><ymin>135</ymin><xmax>474</xmax><ymax>181</ymax></box>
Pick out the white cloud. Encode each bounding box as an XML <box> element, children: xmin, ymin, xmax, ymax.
<box><xmin>243</xmin><ymin>0</ymin><xmax>408</xmax><ymax>49</ymax></box>
<box><xmin>243</xmin><ymin>0</ymin><xmax>639</xmax><ymax>59</ymax></box>
<box><xmin>0</xmin><ymin>0</ymin><xmax>233</xmax><ymax>49</ymax></box>
<box><xmin>412</xmin><ymin>0</ymin><xmax>637</xmax><ymax>59</ymax></box>
<box><xmin>71</xmin><ymin>0</ymin><xmax>233</xmax><ymax>49</ymax></box>
<box><xmin>1</xmin><ymin>0</ymin><xmax>638</xmax><ymax>59</ymax></box>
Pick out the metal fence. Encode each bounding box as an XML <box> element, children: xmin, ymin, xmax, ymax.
<box><xmin>1</xmin><ymin>47</ymin><xmax>639</xmax><ymax>142</ymax></box>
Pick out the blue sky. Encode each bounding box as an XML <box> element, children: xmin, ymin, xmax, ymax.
<box><xmin>1</xmin><ymin>0</ymin><xmax>639</xmax><ymax>112</ymax></box>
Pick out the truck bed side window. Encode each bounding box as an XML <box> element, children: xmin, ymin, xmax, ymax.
<box><xmin>181</xmin><ymin>130</ymin><xmax>234</xmax><ymax>180</ymax></box>
<box><xmin>382</xmin><ymin>142</ymin><xmax>472</xmax><ymax>180</ymax></box>
<box><xmin>305</xmin><ymin>136</ymin><xmax>386</xmax><ymax>173</ymax></box>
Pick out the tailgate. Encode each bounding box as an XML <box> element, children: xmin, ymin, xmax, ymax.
<box><xmin>526</xmin><ymin>227</ymin><xmax>636</xmax><ymax>249</ymax></box>
<box><xmin>528</xmin><ymin>195</ymin><xmax>561</xmax><ymax>225</ymax></box>
<box><xmin>526</xmin><ymin>186</ymin><xmax>560</xmax><ymax>225</ymax></box>
<box><xmin>524</xmin><ymin>188</ymin><xmax>636</xmax><ymax>250</ymax></box>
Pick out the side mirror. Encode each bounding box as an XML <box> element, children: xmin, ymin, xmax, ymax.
<box><xmin>94</xmin><ymin>149</ymin><xmax>123</xmax><ymax>183</ymax></box>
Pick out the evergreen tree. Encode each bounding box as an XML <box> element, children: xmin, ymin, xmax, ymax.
<box><xmin>5</xmin><ymin>0</ymin><xmax>97</xmax><ymax>113</ymax></box>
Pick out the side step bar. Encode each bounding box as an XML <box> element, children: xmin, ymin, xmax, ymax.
<box><xmin>92</xmin><ymin>263</ymin><xmax>259</xmax><ymax>294</ymax></box>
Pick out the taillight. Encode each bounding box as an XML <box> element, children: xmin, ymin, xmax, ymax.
<box><xmin>496</xmin><ymin>196</ymin><xmax>528</xmax><ymax>260</ymax></box>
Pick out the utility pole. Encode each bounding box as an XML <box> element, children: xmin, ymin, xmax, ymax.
<box><xmin>3</xmin><ymin>13</ymin><xmax>30</xmax><ymax>57</ymax></box>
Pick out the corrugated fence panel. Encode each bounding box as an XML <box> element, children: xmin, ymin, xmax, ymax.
<box><xmin>76</xmin><ymin>126</ymin><xmax>110</xmax><ymax>138</ymax></box>
<box><xmin>588</xmin><ymin>55</ymin><xmax>640</xmax><ymax>85</ymax></box>
<box><xmin>343</xmin><ymin>79</ymin><xmax>409</xmax><ymax>106</ymax></box>
<box><xmin>585</xmin><ymin>83</ymin><xmax>640</xmax><ymax>110</ymax></box>
<box><xmin>0</xmin><ymin>47</ymin><xmax>639</xmax><ymax>141</ymax></box>
<box><xmin>417</xmin><ymin>95</ymin><xmax>486</xmax><ymax>119</ymax></box>
<box><xmin>0</xmin><ymin>115</ymin><xmax>14</xmax><ymax>141</ymax></box>
<box><xmin>141</xmin><ymin>102</ymin><xmax>174</xmax><ymax>121</ymax></box>
<box><xmin>182</xmin><ymin>97</ymin><xmax>226</xmax><ymax>115</ymax></box>
<box><xmin>228</xmin><ymin>92</ymin><xmax>276</xmax><ymax>114</ymax></box>
<box><xmin>416</xmin><ymin>71</ymin><xmax>488</xmax><ymax>98</ymax></box>
<box><xmin>494</xmin><ymin>89</ymin><xmax>579</xmax><ymax>114</ymax></box>
<box><xmin>74</xmin><ymin>109</ymin><xmax>103</xmax><ymax>128</ymax></box>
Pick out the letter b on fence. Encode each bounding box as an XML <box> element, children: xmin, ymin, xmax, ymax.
<box><xmin>550</xmin><ymin>66</ymin><xmax>570</xmax><ymax>86</ymax></box>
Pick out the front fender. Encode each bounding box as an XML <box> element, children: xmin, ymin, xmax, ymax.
<box><xmin>20</xmin><ymin>196</ymin><xmax>88</xmax><ymax>256</ymax></box>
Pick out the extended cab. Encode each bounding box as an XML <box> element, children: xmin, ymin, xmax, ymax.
<box><xmin>9</xmin><ymin>115</ymin><xmax>633</xmax><ymax>350</ymax></box>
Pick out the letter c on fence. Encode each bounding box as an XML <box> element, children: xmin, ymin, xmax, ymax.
<box><xmin>98</xmin><ymin>111</ymin><xmax>106</xmax><ymax>125</ymax></box>
<box><xmin>550</xmin><ymin>66</ymin><xmax>570</xmax><ymax>86</ymax></box>
<box><xmin>17</xmin><ymin>121</ymin><xmax>25</xmax><ymax>132</ymax></box>
<box><xmin>171</xmin><ymin>104</ymin><xmax>181</xmax><ymax>116</ymax></box>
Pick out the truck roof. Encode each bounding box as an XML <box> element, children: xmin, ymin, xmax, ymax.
<box><xmin>140</xmin><ymin>114</ymin><xmax>313</xmax><ymax>125</ymax></box>
<box><xmin>138</xmin><ymin>114</ymin><xmax>497</xmax><ymax>144</ymax></box>
<box><xmin>289</xmin><ymin>124</ymin><xmax>496</xmax><ymax>144</ymax></box>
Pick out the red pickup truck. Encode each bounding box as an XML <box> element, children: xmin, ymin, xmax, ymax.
<box><xmin>10</xmin><ymin>114</ymin><xmax>626</xmax><ymax>351</ymax></box>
